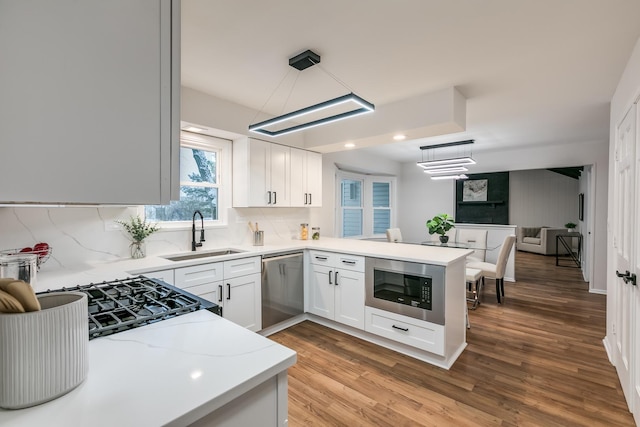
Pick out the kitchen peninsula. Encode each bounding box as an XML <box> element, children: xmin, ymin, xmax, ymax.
<box><xmin>0</xmin><ymin>238</ymin><xmax>470</xmax><ymax>426</ymax></box>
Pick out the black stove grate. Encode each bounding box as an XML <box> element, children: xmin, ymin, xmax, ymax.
<box><xmin>39</xmin><ymin>276</ymin><xmax>220</xmax><ymax>340</ymax></box>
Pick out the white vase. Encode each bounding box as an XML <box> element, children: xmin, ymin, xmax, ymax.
<box><xmin>0</xmin><ymin>292</ymin><xmax>89</xmax><ymax>409</ymax></box>
<box><xmin>130</xmin><ymin>241</ymin><xmax>146</xmax><ymax>259</ymax></box>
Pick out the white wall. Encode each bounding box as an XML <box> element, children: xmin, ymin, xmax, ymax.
<box><xmin>509</xmin><ymin>169</ymin><xmax>579</xmax><ymax>228</ymax></box>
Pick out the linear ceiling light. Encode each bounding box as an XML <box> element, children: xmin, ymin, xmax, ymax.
<box><xmin>249</xmin><ymin>93</ymin><xmax>374</xmax><ymax>137</ymax></box>
<box><xmin>248</xmin><ymin>50</ymin><xmax>375</xmax><ymax>137</ymax></box>
<box><xmin>430</xmin><ymin>173</ymin><xmax>469</xmax><ymax>180</ymax></box>
<box><xmin>423</xmin><ymin>166</ymin><xmax>468</xmax><ymax>174</ymax></box>
<box><xmin>418</xmin><ymin>139</ymin><xmax>476</xmax><ymax>174</ymax></box>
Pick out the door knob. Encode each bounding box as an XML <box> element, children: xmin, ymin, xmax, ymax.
<box><xmin>616</xmin><ymin>270</ymin><xmax>637</xmax><ymax>286</ymax></box>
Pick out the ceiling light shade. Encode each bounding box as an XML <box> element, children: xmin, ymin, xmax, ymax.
<box><xmin>418</xmin><ymin>139</ymin><xmax>476</xmax><ymax>177</ymax></box>
<box><xmin>249</xmin><ymin>93</ymin><xmax>374</xmax><ymax>137</ymax></box>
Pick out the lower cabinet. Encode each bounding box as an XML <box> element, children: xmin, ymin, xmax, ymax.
<box><xmin>308</xmin><ymin>251</ymin><xmax>365</xmax><ymax>330</ymax></box>
<box><xmin>171</xmin><ymin>256</ymin><xmax>262</xmax><ymax>332</ymax></box>
<box><xmin>364</xmin><ymin>306</ymin><xmax>445</xmax><ymax>356</ymax></box>
<box><xmin>143</xmin><ymin>269</ymin><xmax>175</xmax><ymax>285</ymax></box>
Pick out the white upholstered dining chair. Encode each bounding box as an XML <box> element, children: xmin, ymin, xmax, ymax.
<box><xmin>466</xmin><ymin>234</ymin><xmax>516</xmax><ymax>304</ymax></box>
<box><xmin>386</xmin><ymin>228</ymin><xmax>403</xmax><ymax>243</ymax></box>
<box><xmin>457</xmin><ymin>228</ymin><xmax>488</xmax><ymax>263</ymax></box>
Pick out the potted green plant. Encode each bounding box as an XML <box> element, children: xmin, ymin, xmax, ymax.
<box><xmin>427</xmin><ymin>214</ymin><xmax>455</xmax><ymax>243</ymax></box>
<box><xmin>115</xmin><ymin>215</ymin><xmax>159</xmax><ymax>259</ymax></box>
<box><xmin>565</xmin><ymin>222</ymin><xmax>577</xmax><ymax>232</ymax></box>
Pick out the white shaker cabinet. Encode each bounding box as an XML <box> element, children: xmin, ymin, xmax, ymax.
<box><xmin>0</xmin><ymin>0</ymin><xmax>180</xmax><ymax>204</ymax></box>
<box><xmin>307</xmin><ymin>250</ymin><xmax>365</xmax><ymax>330</ymax></box>
<box><xmin>173</xmin><ymin>256</ymin><xmax>262</xmax><ymax>332</ymax></box>
<box><xmin>290</xmin><ymin>148</ymin><xmax>323</xmax><ymax>207</ymax></box>
<box><xmin>233</xmin><ymin>138</ymin><xmax>290</xmax><ymax>207</ymax></box>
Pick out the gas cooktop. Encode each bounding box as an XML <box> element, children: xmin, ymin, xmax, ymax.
<box><xmin>39</xmin><ymin>276</ymin><xmax>221</xmax><ymax>340</ymax></box>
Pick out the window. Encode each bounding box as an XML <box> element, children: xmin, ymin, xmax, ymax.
<box><xmin>337</xmin><ymin>172</ymin><xmax>395</xmax><ymax>238</ymax></box>
<box><xmin>145</xmin><ymin>132</ymin><xmax>231</xmax><ymax>225</ymax></box>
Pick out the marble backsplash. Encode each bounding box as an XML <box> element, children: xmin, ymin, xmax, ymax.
<box><xmin>0</xmin><ymin>206</ymin><xmax>312</xmax><ymax>273</ymax></box>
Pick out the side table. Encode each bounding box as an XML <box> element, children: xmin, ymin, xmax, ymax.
<box><xmin>556</xmin><ymin>232</ymin><xmax>582</xmax><ymax>268</ymax></box>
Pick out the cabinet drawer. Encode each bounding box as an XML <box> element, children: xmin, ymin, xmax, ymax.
<box><xmin>335</xmin><ymin>254</ymin><xmax>365</xmax><ymax>272</ymax></box>
<box><xmin>365</xmin><ymin>307</ymin><xmax>444</xmax><ymax>356</ymax></box>
<box><xmin>224</xmin><ymin>256</ymin><xmax>261</xmax><ymax>279</ymax></box>
<box><xmin>174</xmin><ymin>262</ymin><xmax>224</xmax><ymax>288</ymax></box>
<box><xmin>144</xmin><ymin>269</ymin><xmax>175</xmax><ymax>285</ymax></box>
<box><xmin>309</xmin><ymin>250</ymin><xmax>336</xmax><ymax>266</ymax></box>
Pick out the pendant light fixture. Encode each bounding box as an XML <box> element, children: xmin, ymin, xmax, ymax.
<box><xmin>417</xmin><ymin>139</ymin><xmax>475</xmax><ymax>180</ymax></box>
<box><xmin>248</xmin><ymin>50</ymin><xmax>375</xmax><ymax>137</ymax></box>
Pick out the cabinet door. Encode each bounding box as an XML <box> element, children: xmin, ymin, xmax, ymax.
<box><xmin>308</xmin><ymin>264</ymin><xmax>335</xmax><ymax>319</ymax></box>
<box><xmin>289</xmin><ymin>148</ymin><xmax>306</xmax><ymax>207</ymax></box>
<box><xmin>224</xmin><ymin>273</ymin><xmax>262</xmax><ymax>332</ymax></box>
<box><xmin>269</xmin><ymin>143</ymin><xmax>290</xmax><ymax>206</ymax></box>
<box><xmin>247</xmin><ymin>139</ymin><xmax>270</xmax><ymax>206</ymax></box>
<box><xmin>334</xmin><ymin>269</ymin><xmax>365</xmax><ymax>329</ymax></box>
<box><xmin>305</xmin><ymin>151</ymin><xmax>323</xmax><ymax>207</ymax></box>
<box><xmin>0</xmin><ymin>0</ymin><xmax>179</xmax><ymax>204</ymax></box>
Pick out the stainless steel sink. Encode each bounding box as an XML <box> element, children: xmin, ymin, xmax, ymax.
<box><xmin>162</xmin><ymin>249</ymin><xmax>245</xmax><ymax>262</ymax></box>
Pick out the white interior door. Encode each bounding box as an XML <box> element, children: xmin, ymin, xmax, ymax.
<box><xmin>632</xmin><ymin>103</ymin><xmax>640</xmax><ymax>420</ymax></box>
<box><xmin>614</xmin><ymin>103</ymin><xmax>636</xmax><ymax>406</ymax></box>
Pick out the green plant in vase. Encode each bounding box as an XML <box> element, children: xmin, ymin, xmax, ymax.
<box><xmin>115</xmin><ymin>215</ymin><xmax>159</xmax><ymax>259</ymax></box>
<box><xmin>427</xmin><ymin>214</ymin><xmax>455</xmax><ymax>243</ymax></box>
<box><xmin>565</xmin><ymin>222</ymin><xmax>577</xmax><ymax>232</ymax></box>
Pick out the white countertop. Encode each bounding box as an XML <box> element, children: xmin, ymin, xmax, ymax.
<box><xmin>2</xmin><ymin>237</ymin><xmax>468</xmax><ymax>426</ymax></box>
<box><xmin>0</xmin><ymin>310</ymin><xmax>296</xmax><ymax>427</ymax></box>
<box><xmin>33</xmin><ymin>237</ymin><xmax>471</xmax><ymax>293</ymax></box>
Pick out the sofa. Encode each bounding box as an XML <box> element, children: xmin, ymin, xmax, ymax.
<box><xmin>516</xmin><ymin>226</ymin><xmax>570</xmax><ymax>255</ymax></box>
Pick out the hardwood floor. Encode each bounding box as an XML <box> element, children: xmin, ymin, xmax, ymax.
<box><xmin>269</xmin><ymin>251</ymin><xmax>635</xmax><ymax>426</ymax></box>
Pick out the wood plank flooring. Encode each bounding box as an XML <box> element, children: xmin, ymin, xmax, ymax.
<box><xmin>269</xmin><ymin>250</ymin><xmax>635</xmax><ymax>426</ymax></box>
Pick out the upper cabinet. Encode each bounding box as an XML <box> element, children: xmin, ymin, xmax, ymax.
<box><xmin>233</xmin><ymin>138</ymin><xmax>322</xmax><ymax>208</ymax></box>
<box><xmin>232</xmin><ymin>138</ymin><xmax>290</xmax><ymax>207</ymax></box>
<box><xmin>290</xmin><ymin>148</ymin><xmax>322</xmax><ymax>207</ymax></box>
<box><xmin>0</xmin><ymin>0</ymin><xmax>180</xmax><ymax>204</ymax></box>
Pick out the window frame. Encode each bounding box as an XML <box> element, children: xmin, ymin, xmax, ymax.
<box><xmin>335</xmin><ymin>171</ymin><xmax>396</xmax><ymax>239</ymax></box>
<box><xmin>146</xmin><ymin>131</ymin><xmax>232</xmax><ymax>230</ymax></box>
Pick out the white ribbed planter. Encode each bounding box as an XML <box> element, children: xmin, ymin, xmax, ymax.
<box><xmin>0</xmin><ymin>292</ymin><xmax>88</xmax><ymax>409</ymax></box>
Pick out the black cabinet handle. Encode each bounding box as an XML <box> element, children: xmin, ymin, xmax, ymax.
<box><xmin>315</xmin><ymin>256</ymin><xmax>328</xmax><ymax>261</ymax></box>
<box><xmin>309</xmin><ymin>193</ymin><xmax>312</xmax><ymax>205</ymax></box>
<box><xmin>335</xmin><ymin>271</ymin><xmax>339</xmax><ymax>286</ymax></box>
<box><xmin>267</xmin><ymin>191</ymin><xmax>272</xmax><ymax>204</ymax></box>
<box><xmin>328</xmin><ymin>270</ymin><xmax>333</xmax><ymax>285</ymax></box>
<box><xmin>392</xmin><ymin>325</ymin><xmax>409</xmax><ymax>332</ymax></box>
<box><xmin>304</xmin><ymin>193</ymin><xmax>308</xmax><ymax>205</ymax></box>
<box><xmin>342</xmin><ymin>260</ymin><xmax>356</xmax><ymax>266</ymax></box>
<box><xmin>227</xmin><ymin>283</ymin><xmax>231</xmax><ymax>300</ymax></box>
<box><xmin>218</xmin><ymin>284</ymin><xmax>222</xmax><ymax>303</ymax></box>
<box><xmin>273</xmin><ymin>192</ymin><xmax>277</xmax><ymax>204</ymax></box>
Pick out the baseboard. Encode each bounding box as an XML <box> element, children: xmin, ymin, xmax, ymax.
<box><xmin>602</xmin><ymin>335</ymin><xmax>614</xmax><ymax>364</ymax></box>
<box><xmin>590</xmin><ymin>288</ymin><xmax>607</xmax><ymax>295</ymax></box>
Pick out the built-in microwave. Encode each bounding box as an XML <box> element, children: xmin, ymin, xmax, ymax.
<box><xmin>365</xmin><ymin>257</ymin><xmax>445</xmax><ymax>325</ymax></box>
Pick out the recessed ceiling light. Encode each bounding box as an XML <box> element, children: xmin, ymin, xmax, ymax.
<box><xmin>344</xmin><ymin>143</ymin><xmax>356</xmax><ymax>148</ymax></box>
<box><xmin>183</xmin><ymin>125</ymin><xmax>207</xmax><ymax>133</ymax></box>
<box><xmin>393</xmin><ymin>134</ymin><xmax>406</xmax><ymax>141</ymax></box>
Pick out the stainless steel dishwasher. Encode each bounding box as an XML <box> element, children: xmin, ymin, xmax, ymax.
<box><xmin>261</xmin><ymin>252</ymin><xmax>304</xmax><ymax>329</ymax></box>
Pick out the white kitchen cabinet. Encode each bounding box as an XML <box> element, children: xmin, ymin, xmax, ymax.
<box><xmin>0</xmin><ymin>0</ymin><xmax>180</xmax><ymax>204</ymax></box>
<box><xmin>174</xmin><ymin>262</ymin><xmax>224</xmax><ymax>304</ymax></box>
<box><xmin>223</xmin><ymin>273</ymin><xmax>262</xmax><ymax>332</ymax></box>
<box><xmin>307</xmin><ymin>250</ymin><xmax>365</xmax><ymax>329</ymax></box>
<box><xmin>233</xmin><ymin>138</ymin><xmax>290</xmax><ymax>207</ymax></box>
<box><xmin>290</xmin><ymin>148</ymin><xmax>323</xmax><ymax>207</ymax></box>
<box><xmin>172</xmin><ymin>257</ymin><xmax>262</xmax><ymax>331</ymax></box>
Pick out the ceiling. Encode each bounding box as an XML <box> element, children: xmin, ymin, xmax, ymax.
<box><xmin>181</xmin><ymin>0</ymin><xmax>640</xmax><ymax>163</ymax></box>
